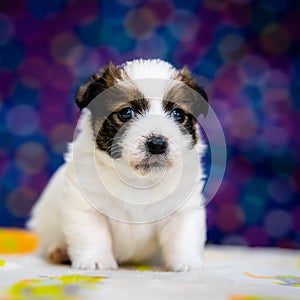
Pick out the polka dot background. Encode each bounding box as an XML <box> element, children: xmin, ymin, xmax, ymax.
<box><xmin>0</xmin><ymin>0</ymin><xmax>299</xmax><ymax>248</ymax></box>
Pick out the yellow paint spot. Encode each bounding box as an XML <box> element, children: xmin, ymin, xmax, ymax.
<box><xmin>0</xmin><ymin>228</ymin><xmax>39</xmax><ymax>254</ymax></box>
<box><xmin>229</xmin><ymin>296</ymin><xmax>295</xmax><ymax>300</ymax></box>
<box><xmin>57</xmin><ymin>275</ymin><xmax>105</xmax><ymax>284</ymax></box>
<box><xmin>0</xmin><ymin>259</ymin><xmax>6</xmax><ymax>266</ymax></box>
<box><xmin>136</xmin><ymin>265</ymin><xmax>154</xmax><ymax>271</ymax></box>
<box><xmin>4</xmin><ymin>275</ymin><xmax>105</xmax><ymax>300</ymax></box>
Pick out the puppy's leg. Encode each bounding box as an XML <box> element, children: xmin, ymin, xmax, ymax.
<box><xmin>61</xmin><ymin>207</ymin><xmax>117</xmax><ymax>270</ymax></box>
<box><xmin>158</xmin><ymin>207</ymin><xmax>206</xmax><ymax>272</ymax></box>
<box><xmin>27</xmin><ymin>166</ymin><xmax>66</xmax><ymax>257</ymax></box>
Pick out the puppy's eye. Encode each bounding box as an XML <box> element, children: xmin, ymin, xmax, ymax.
<box><xmin>118</xmin><ymin>107</ymin><xmax>135</xmax><ymax>122</ymax></box>
<box><xmin>171</xmin><ymin>108</ymin><xmax>186</xmax><ymax>123</ymax></box>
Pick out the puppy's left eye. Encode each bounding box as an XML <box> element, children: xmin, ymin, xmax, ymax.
<box><xmin>118</xmin><ymin>107</ymin><xmax>135</xmax><ymax>122</ymax></box>
<box><xmin>171</xmin><ymin>108</ymin><xmax>186</xmax><ymax>123</ymax></box>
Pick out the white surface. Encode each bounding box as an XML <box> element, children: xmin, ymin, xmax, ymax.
<box><xmin>1</xmin><ymin>245</ymin><xmax>300</xmax><ymax>300</ymax></box>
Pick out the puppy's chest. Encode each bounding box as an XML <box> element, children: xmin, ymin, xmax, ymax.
<box><xmin>108</xmin><ymin>221</ymin><xmax>158</xmax><ymax>263</ymax></box>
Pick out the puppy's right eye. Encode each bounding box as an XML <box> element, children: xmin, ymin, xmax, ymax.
<box><xmin>171</xmin><ymin>108</ymin><xmax>186</xmax><ymax>123</ymax></box>
<box><xmin>118</xmin><ymin>107</ymin><xmax>135</xmax><ymax>122</ymax></box>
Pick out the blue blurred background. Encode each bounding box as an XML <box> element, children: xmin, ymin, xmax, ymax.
<box><xmin>0</xmin><ymin>0</ymin><xmax>299</xmax><ymax>248</ymax></box>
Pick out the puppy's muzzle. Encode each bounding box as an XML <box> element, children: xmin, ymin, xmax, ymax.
<box><xmin>146</xmin><ymin>135</ymin><xmax>167</xmax><ymax>155</ymax></box>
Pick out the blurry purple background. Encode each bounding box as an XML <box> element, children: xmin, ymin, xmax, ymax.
<box><xmin>0</xmin><ymin>0</ymin><xmax>299</xmax><ymax>248</ymax></box>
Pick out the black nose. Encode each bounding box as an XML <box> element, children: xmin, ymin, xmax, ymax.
<box><xmin>146</xmin><ymin>136</ymin><xmax>167</xmax><ymax>154</ymax></box>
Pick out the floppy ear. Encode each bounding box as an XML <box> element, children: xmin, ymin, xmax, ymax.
<box><xmin>75</xmin><ymin>62</ymin><xmax>122</xmax><ymax>110</ymax></box>
<box><xmin>178</xmin><ymin>66</ymin><xmax>209</xmax><ymax>117</ymax></box>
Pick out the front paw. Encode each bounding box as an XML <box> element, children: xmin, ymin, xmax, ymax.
<box><xmin>72</xmin><ymin>254</ymin><xmax>118</xmax><ymax>270</ymax></box>
<box><xmin>165</xmin><ymin>258</ymin><xmax>204</xmax><ymax>272</ymax></box>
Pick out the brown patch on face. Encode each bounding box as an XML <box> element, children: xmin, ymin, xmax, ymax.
<box><xmin>75</xmin><ymin>62</ymin><xmax>123</xmax><ymax>110</ymax></box>
<box><xmin>76</xmin><ymin>62</ymin><xmax>148</xmax><ymax>115</ymax></box>
<box><xmin>163</xmin><ymin>66</ymin><xmax>209</xmax><ymax>145</ymax></box>
<box><xmin>75</xmin><ymin>62</ymin><xmax>151</xmax><ymax>157</ymax></box>
<box><xmin>95</xmin><ymin>98</ymin><xmax>150</xmax><ymax>158</ymax></box>
<box><xmin>164</xmin><ymin>66</ymin><xmax>208</xmax><ymax>117</ymax></box>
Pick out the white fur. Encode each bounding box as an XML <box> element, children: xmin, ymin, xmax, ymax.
<box><xmin>121</xmin><ymin>59</ymin><xmax>178</xmax><ymax>80</ymax></box>
<box><xmin>119</xmin><ymin>59</ymin><xmax>179</xmax><ymax>102</ymax></box>
<box><xmin>28</xmin><ymin>59</ymin><xmax>207</xmax><ymax>271</ymax></box>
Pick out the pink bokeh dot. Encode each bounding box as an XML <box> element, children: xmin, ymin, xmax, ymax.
<box><xmin>20</xmin><ymin>172</ymin><xmax>50</xmax><ymax>194</ymax></box>
<box><xmin>215</xmin><ymin>203</ymin><xmax>244</xmax><ymax>233</ymax></box>
<box><xmin>50</xmin><ymin>123</ymin><xmax>74</xmax><ymax>154</ymax></box>
<box><xmin>226</xmin><ymin>107</ymin><xmax>258</xmax><ymax>140</ymax></box>
<box><xmin>125</xmin><ymin>8</ymin><xmax>156</xmax><ymax>39</ymax></box>
<box><xmin>214</xmin><ymin>64</ymin><xmax>243</xmax><ymax>97</ymax></box>
<box><xmin>145</xmin><ymin>0</ymin><xmax>174</xmax><ymax>26</ymax></box>
<box><xmin>50</xmin><ymin>32</ymin><xmax>82</xmax><ymax>64</ymax></box>
<box><xmin>212</xmin><ymin>179</ymin><xmax>240</xmax><ymax>204</ymax></box>
<box><xmin>6</xmin><ymin>187</ymin><xmax>38</xmax><ymax>218</ymax></box>
<box><xmin>18</xmin><ymin>57</ymin><xmax>51</xmax><ymax>88</ymax></box>
<box><xmin>15</xmin><ymin>142</ymin><xmax>48</xmax><ymax>174</ymax></box>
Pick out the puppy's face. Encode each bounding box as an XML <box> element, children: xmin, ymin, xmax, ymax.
<box><xmin>76</xmin><ymin>60</ymin><xmax>208</xmax><ymax>176</ymax></box>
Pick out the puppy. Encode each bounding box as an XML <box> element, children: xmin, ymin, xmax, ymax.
<box><xmin>28</xmin><ymin>59</ymin><xmax>209</xmax><ymax>271</ymax></box>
